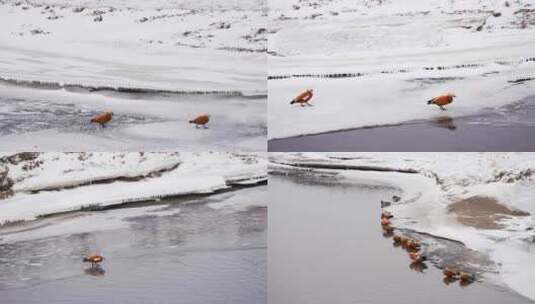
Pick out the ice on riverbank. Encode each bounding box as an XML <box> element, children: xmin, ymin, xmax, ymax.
<box><xmin>0</xmin><ymin>152</ymin><xmax>267</xmax><ymax>224</ymax></box>
<box><xmin>268</xmin><ymin>0</ymin><xmax>535</xmax><ymax>138</ymax></box>
<box><xmin>0</xmin><ymin>84</ymin><xmax>267</xmax><ymax>151</ymax></box>
<box><xmin>269</xmin><ymin>152</ymin><xmax>535</xmax><ymax>301</ymax></box>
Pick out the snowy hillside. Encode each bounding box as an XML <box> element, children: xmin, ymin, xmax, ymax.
<box><xmin>0</xmin><ymin>0</ymin><xmax>267</xmax><ymax>93</ymax></box>
<box><xmin>268</xmin><ymin>0</ymin><xmax>535</xmax><ymax>138</ymax></box>
<box><xmin>0</xmin><ymin>152</ymin><xmax>267</xmax><ymax>223</ymax></box>
<box><xmin>0</xmin><ymin>0</ymin><xmax>268</xmax><ymax>151</ymax></box>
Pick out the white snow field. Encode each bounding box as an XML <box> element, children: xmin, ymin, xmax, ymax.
<box><xmin>269</xmin><ymin>152</ymin><xmax>535</xmax><ymax>301</ymax></box>
<box><xmin>0</xmin><ymin>152</ymin><xmax>267</xmax><ymax>224</ymax></box>
<box><xmin>0</xmin><ymin>0</ymin><xmax>267</xmax><ymax>150</ymax></box>
<box><xmin>0</xmin><ymin>0</ymin><xmax>266</xmax><ymax>92</ymax></box>
<box><xmin>268</xmin><ymin>0</ymin><xmax>535</xmax><ymax>139</ymax></box>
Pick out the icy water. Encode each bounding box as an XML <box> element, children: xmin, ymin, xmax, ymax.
<box><xmin>0</xmin><ymin>187</ymin><xmax>267</xmax><ymax>304</ymax></box>
<box><xmin>269</xmin><ymin>97</ymin><xmax>535</xmax><ymax>152</ymax></box>
<box><xmin>268</xmin><ymin>175</ymin><xmax>532</xmax><ymax>304</ymax></box>
<box><xmin>0</xmin><ymin>84</ymin><xmax>267</xmax><ymax>151</ymax></box>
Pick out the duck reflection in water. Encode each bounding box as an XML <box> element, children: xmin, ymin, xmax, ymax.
<box><xmin>409</xmin><ymin>261</ymin><xmax>428</xmax><ymax>273</ymax></box>
<box><xmin>433</xmin><ymin>116</ymin><xmax>457</xmax><ymax>131</ymax></box>
<box><xmin>85</xmin><ymin>266</ymin><xmax>106</xmax><ymax>277</ymax></box>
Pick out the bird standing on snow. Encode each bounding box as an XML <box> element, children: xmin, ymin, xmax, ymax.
<box><xmin>290</xmin><ymin>89</ymin><xmax>314</xmax><ymax>106</ymax></box>
<box><xmin>90</xmin><ymin>111</ymin><xmax>113</xmax><ymax>127</ymax></box>
<box><xmin>189</xmin><ymin>114</ymin><xmax>210</xmax><ymax>128</ymax></box>
<box><xmin>427</xmin><ymin>93</ymin><xmax>456</xmax><ymax>110</ymax></box>
<box><xmin>83</xmin><ymin>254</ymin><xmax>104</xmax><ymax>268</ymax></box>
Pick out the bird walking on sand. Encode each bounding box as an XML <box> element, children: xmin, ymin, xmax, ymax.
<box><xmin>83</xmin><ymin>254</ymin><xmax>104</xmax><ymax>268</ymax></box>
<box><xmin>290</xmin><ymin>89</ymin><xmax>313</xmax><ymax>106</ymax></box>
<box><xmin>90</xmin><ymin>111</ymin><xmax>113</xmax><ymax>127</ymax></box>
<box><xmin>427</xmin><ymin>92</ymin><xmax>456</xmax><ymax>110</ymax></box>
<box><xmin>189</xmin><ymin>114</ymin><xmax>210</xmax><ymax>128</ymax></box>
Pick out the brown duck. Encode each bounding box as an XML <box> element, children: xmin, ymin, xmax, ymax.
<box><xmin>443</xmin><ymin>267</ymin><xmax>460</xmax><ymax>279</ymax></box>
<box><xmin>189</xmin><ymin>114</ymin><xmax>210</xmax><ymax>128</ymax></box>
<box><xmin>427</xmin><ymin>92</ymin><xmax>456</xmax><ymax>110</ymax></box>
<box><xmin>409</xmin><ymin>252</ymin><xmax>426</xmax><ymax>263</ymax></box>
<box><xmin>83</xmin><ymin>254</ymin><xmax>104</xmax><ymax>268</ymax></box>
<box><xmin>290</xmin><ymin>89</ymin><xmax>313</xmax><ymax>106</ymax></box>
<box><xmin>90</xmin><ymin>111</ymin><xmax>113</xmax><ymax>126</ymax></box>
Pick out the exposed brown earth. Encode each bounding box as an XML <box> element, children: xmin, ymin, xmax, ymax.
<box><xmin>449</xmin><ymin>196</ymin><xmax>530</xmax><ymax>229</ymax></box>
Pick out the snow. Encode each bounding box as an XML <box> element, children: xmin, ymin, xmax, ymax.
<box><xmin>269</xmin><ymin>152</ymin><xmax>535</xmax><ymax>301</ymax></box>
<box><xmin>268</xmin><ymin>0</ymin><xmax>535</xmax><ymax>138</ymax></box>
<box><xmin>6</xmin><ymin>152</ymin><xmax>181</xmax><ymax>192</ymax></box>
<box><xmin>0</xmin><ymin>0</ymin><xmax>267</xmax><ymax>150</ymax></box>
<box><xmin>207</xmin><ymin>186</ymin><xmax>267</xmax><ymax>211</ymax></box>
<box><xmin>0</xmin><ymin>205</ymin><xmax>179</xmax><ymax>243</ymax></box>
<box><xmin>0</xmin><ymin>152</ymin><xmax>267</xmax><ymax>223</ymax></box>
<box><xmin>0</xmin><ymin>0</ymin><xmax>267</xmax><ymax>93</ymax></box>
<box><xmin>0</xmin><ymin>84</ymin><xmax>267</xmax><ymax>151</ymax></box>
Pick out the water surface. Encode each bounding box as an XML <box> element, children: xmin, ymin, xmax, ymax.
<box><xmin>268</xmin><ymin>175</ymin><xmax>531</xmax><ymax>304</ymax></box>
<box><xmin>0</xmin><ymin>187</ymin><xmax>267</xmax><ymax>304</ymax></box>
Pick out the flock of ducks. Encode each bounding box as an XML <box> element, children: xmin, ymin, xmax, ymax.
<box><xmin>88</xmin><ymin>89</ymin><xmax>454</xmax><ymax>128</ymax></box>
<box><xmin>90</xmin><ymin>112</ymin><xmax>211</xmax><ymax>128</ymax></box>
<box><xmin>379</xmin><ymin>195</ymin><xmax>476</xmax><ymax>286</ymax></box>
<box><xmin>290</xmin><ymin>89</ymin><xmax>456</xmax><ymax>110</ymax></box>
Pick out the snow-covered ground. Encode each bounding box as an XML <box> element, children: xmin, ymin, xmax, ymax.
<box><xmin>0</xmin><ymin>0</ymin><xmax>266</xmax><ymax>93</ymax></box>
<box><xmin>268</xmin><ymin>0</ymin><xmax>535</xmax><ymax>138</ymax></box>
<box><xmin>0</xmin><ymin>152</ymin><xmax>266</xmax><ymax>223</ymax></box>
<box><xmin>0</xmin><ymin>0</ymin><xmax>267</xmax><ymax>150</ymax></box>
<box><xmin>269</xmin><ymin>152</ymin><xmax>535</xmax><ymax>301</ymax></box>
<box><xmin>0</xmin><ymin>185</ymin><xmax>266</xmax><ymax>244</ymax></box>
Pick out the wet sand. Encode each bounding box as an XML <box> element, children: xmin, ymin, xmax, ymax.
<box><xmin>449</xmin><ymin>196</ymin><xmax>530</xmax><ymax>230</ymax></box>
<box><xmin>269</xmin><ymin>98</ymin><xmax>535</xmax><ymax>152</ymax></box>
<box><xmin>269</xmin><ymin>175</ymin><xmax>532</xmax><ymax>304</ymax></box>
<box><xmin>0</xmin><ymin>187</ymin><xmax>267</xmax><ymax>304</ymax></box>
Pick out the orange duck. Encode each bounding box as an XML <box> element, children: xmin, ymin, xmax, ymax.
<box><xmin>90</xmin><ymin>111</ymin><xmax>113</xmax><ymax>126</ymax></box>
<box><xmin>290</xmin><ymin>89</ymin><xmax>313</xmax><ymax>106</ymax></box>
<box><xmin>189</xmin><ymin>114</ymin><xmax>210</xmax><ymax>128</ymax></box>
<box><xmin>409</xmin><ymin>252</ymin><xmax>426</xmax><ymax>263</ymax></box>
<box><xmin>83</xmin><ymin>254</ymin><xmax>104</xmax><ymax>268</ymax></box>
<box><xmin>404</xmin><ymin>239</ymin><xmax>421</xmax><ymax>252</ymax></box>
<box><xmin>443</xmin><ymin>267</ymin><xmax>460</xmax><ymax>279</ymax></box>
<box><xmin>427</xmin><ymin>92</ymin><xmax>456</xmax><ymax>110</ymax></box>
